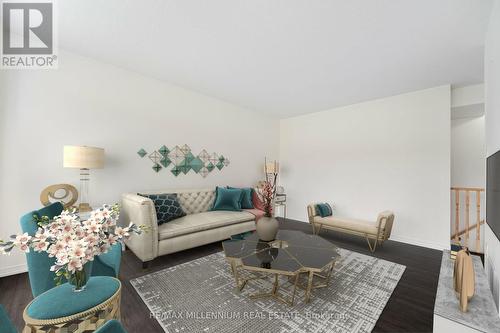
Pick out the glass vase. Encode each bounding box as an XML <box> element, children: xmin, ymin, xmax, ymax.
<box><xmin>68</xmin><ymin>263</ymin><xmax>92</xmax><ymax>292</ymax></box>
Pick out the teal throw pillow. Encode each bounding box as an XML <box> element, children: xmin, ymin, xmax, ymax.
<box><xmin>228</xmin><ymin>186</ymin><xmax>254</xmax><ymax>209</ymax></box>
<box><xmin>316</xmin><ymin>203</ymin><xmax>333</xmax><ymax>217</ymax></box>
<box><xmin>212</xmin><ymin>187</ymin><xmax>243</xmax><ymax>211</ymax></box>
<box><xmin>138</xmin><ymin>193</ymin><xmax>186</xmax><ymax>225</ymax></box>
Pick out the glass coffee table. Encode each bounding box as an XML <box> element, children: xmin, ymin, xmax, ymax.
<box><xmin>222</xmin><ymin>230</ymin><xmax>340</xmax><ymax>306</ymax></box>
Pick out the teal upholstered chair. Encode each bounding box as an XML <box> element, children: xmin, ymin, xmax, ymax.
<box><xmin>95</xmin><ymin>320</ymin><xmax>128</xmax><ymax>333</ymax></box>
<box><xmin>0</xmin><ymin>304</ymin><xmax>16</xmax><ymax>333</ymax></box>
<box><xmin>20</xmin><ymin>202</ymin><xmax>122</xmax><ymax>297</ymax></box>
<box><xmin>93</xmin><ymin>243</ymin><xmax>122</xmax><ymax>277</ymax></box>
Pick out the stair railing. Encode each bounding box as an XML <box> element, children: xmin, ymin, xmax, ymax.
<box><xmin>450</xmin><ymin>187</ymin><xmax>485</xmax><ymax>253</ymax></box>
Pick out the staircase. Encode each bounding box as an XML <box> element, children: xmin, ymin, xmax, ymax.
<box><xmin>451</xmin><ymin>187</ymin><xmax>485</xmax><ymax>253</ymax></box>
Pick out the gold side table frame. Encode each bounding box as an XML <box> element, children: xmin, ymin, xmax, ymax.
<box><xmin>23</xmin><ymin>279</ymin><xmax>122</xmax><ymax>333</ymax></box>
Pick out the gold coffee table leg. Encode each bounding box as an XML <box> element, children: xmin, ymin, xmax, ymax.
<box><xmin>249</xmin><ymin>272</ymin><xmax>299</xmax><ymax>306</ymax></box>
<box><xmin>305</xmin><ymin>270</ymin><xmax>314</xmax><ymax>303</ymax></box>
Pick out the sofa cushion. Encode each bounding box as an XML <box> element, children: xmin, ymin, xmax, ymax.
<box><xmin>314</xmin><ymin>216</ymin><xmax>379</xmax><ymax>235</ymax></box>
<box><xmin>158</xmin><ymin>211</ymin><xmax>255</xmax><ymax>240</ymax></box>
<box><xmin>316</xmin><ymin>203</ymin><xmax>333</xmax><ymax>217</ymax></box>
<box><xmin>138</xmin><ymin>193</ymin><xmax>185</xmax><ymax>225</ymax></box>
<box><xmin>212</xmin><ymin>187</ymin><xmax>243</xmax><ymax>211</ymax></box>
<box><xmin>228</xmin><ymin>187</ymin><xmax>254</xmax><ymax>209</ymax></box>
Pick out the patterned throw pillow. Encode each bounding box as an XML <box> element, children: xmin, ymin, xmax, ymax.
<box><xmin>315</xmin><ymin>203</ymin><xmax>333</xmax><ymax>217</ymax></box>
<box><xmin>138</xmin><ymin>193</ymin><xmax>186</xmax><ymax>225</ymax></box>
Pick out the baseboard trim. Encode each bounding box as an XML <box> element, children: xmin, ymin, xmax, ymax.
<box><xmin>283</xmin><ymin>217</ymin><xmax>448</xmax><ymax>251</ymax></box>
<box><xmin>389</xmin><ymin>235</ymin><xmax>448</xmax><ymax>251</ymax></box>
<box><xmin>0</xmin><ymin>263</ymin><xmax>27</xmax><ymax>278</ymax></box>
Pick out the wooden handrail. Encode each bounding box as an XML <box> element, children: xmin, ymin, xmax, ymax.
<box><xmin>451</xmin><ymin>187</ymin><xmax>484</xmax><ymax>192</ymax></box>
<box><xmin>451</xmin><ymin>187</ymin><xmax>485</xmax><ymax>253</ymax></box>
<box><xmin>451</xmin><ymin>220</ymin><xmax>485</xmax><ymax>239</ymax></box>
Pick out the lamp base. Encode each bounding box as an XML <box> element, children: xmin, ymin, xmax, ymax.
<box><xmin>78</xmin><ymin>202</ymin><xmax>92</xmax><ymax>212</ymax></box>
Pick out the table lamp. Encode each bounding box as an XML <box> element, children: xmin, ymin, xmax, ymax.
<box><xmin>63</xmin><ymin>146</ymin><xmax>104</xmax><ymax>212</ymax></box>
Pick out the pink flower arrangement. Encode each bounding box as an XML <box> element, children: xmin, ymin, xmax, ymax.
<box><xmin>261</xmin><ymin>158</ymin><xmax>279</xmax><ymax>218</ymax></box>
<box><xmin>0</xmin><ymin>204</ymin><xmax>144</xmax><ymax>284</ymax></box>
<box><xmin>261</xmin><ymin>181</ymin><xmax>275</xmax><ymax>217</ymax></box>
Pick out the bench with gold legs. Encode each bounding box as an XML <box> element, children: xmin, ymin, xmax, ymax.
<box><xmin>307</xmin><ymin>204</ymin><xmax>394</xmax><ymax>252</ymax></box>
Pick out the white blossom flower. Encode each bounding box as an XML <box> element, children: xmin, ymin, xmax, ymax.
<box><xmin>114</xmin><ymin>227</ymin><xmax>130</xmax><ymax>239</ymax></box>
<box><xmin>1</xmin><ymin>204</ymin><xmax>142</xmax><ymax>278</ymax></box>
<box><xmin>14</xmin><ymin>233</ymin><xmax>31</xmax><ymax>246</ymax></box>
<box><xmin>67</xmin><ymin>258</ymin><xmax>82</xmax><ymax>273</ymax></box>
<box><xmin>34</xmin><ymin>241</ymin><xmax>49</xmax><ymax>252</ymax></box>
<box><xmin>19</xmin><ymin>243</ymin><xmax>30</xmax><ymax>253</ymax></box>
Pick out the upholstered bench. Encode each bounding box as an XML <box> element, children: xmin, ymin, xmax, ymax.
<box><xmin>307</xmin><ymin>204</ymin><xmax>394</xmax><ymax>252</ymax></box>
<box><xmin>23</xmin><ymin>276</ymin><xmax>121</xmax><ymax>333</ymax></box>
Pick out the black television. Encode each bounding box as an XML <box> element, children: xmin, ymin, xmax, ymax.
<box><xmin>487</xmin><ymin>150</ymin><xmax>500</xmax><ymax>241</ymax></box>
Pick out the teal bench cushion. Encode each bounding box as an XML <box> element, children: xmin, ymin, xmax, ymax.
<box><xmin>27</xmin><ymin>276</ymin><xmax>120</xmax><ymax>320</ymax></box>
<box><xmin>316</xmin><ymin>203</ymin><xmax>333</xmax><ymax>217</ymax></box>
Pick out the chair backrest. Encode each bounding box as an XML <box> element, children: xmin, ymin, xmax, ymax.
<box><xmin>20</xmin><ymin>202</ymin><xmax>63</xmax><ymax>297</ymax></box>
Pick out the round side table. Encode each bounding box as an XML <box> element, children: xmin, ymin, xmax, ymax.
<box><xmin>23</xmin><ymin>276</ymin><xmax>121</xmax><ymax>333</ymax></box>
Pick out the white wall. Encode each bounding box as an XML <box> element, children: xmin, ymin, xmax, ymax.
<box><xmin>280</xmin><ymin>86</ymin><xmax>451</xmax><ymax>250</ymax></box>
<box><xmin>451</xmin><ymin>84</ymin><xmax>484</xmax><ymax>108</ymax></box>
<box><xmin>451</xmin><ymin>116</ymin><xmax>486</xmax><ymax>188</ymax></box>
<box><xmin>484</xmin><ymin>0</ymin><xmax>500</xmax><ymax>314</ymax></box>
<box><xmin>450</xmin><ymin>115</ymin><xmax>486</xmax><ymax>252</ymax></box>
<box><xmin>0</xmin><ymin>51</ymin><xmax>279</xmax><ymax>276</ymax></box>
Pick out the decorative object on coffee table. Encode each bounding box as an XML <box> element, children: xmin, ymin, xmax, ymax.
<box><xmin>255</xmin><ymin>216</ymin><xmax>279</xmax><ymax>241</ymax></box>
<box><xmin>22</xmin><ymin>276</ymin><xmax>121</xmax><ymax>333</ymax></box>
<box><xmin>223</xmin><ymin>230</ymin><xmax>340</xmax><ymax>305</ymax></box>
<box><xmin>256</xmin><ymin>158</ymin><xmax>280</xmax><ymax>241</ymax></box>
<box><xmin>63</xmin><ymin>145</ymin><xmax>105</xmax><ymax>212</ymax></box>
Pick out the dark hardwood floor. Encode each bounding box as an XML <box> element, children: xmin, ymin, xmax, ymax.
<box><xmin>0</xmin><ymin>219</ymin><xmax>442</xmax><ymax>333</ymax></box>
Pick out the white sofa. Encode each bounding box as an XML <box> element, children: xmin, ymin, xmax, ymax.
<box><xmin>121</xmin><ymin>189</ymin><xmax>257</xmax><ymax>267</ymax></box>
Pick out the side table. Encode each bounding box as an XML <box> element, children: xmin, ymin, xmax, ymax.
<box><xmin>23</xmin><ymin>276</ymin><xmax>121</xmax><ymax>333</ymax></box>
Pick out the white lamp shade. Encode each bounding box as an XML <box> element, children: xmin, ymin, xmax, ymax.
<box><xmin>64</xmin><ymin>146</ymin><xmax>105</xmax><ymax>169</ymax></box>
<box><xmin>264</xmin><ymin>161</ymin><xmax>279</xmax><ymax>174</ymax></box>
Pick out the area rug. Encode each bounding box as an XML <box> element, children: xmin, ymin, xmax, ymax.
<box><xmin>130</xmin><ymin>249</ymin><xmax>405</xmax><ymax>333</ymax></box>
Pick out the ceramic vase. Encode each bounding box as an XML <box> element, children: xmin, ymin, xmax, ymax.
<box><xmin>256</xmin><ymin>216</ymin><xmax>279</xmax><ymax>241</ymax></box>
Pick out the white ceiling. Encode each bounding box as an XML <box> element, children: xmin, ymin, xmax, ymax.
<box><xmin>58</xmin><ymin>0</ymin><xmax>493</xmax><ymax>118</ymax></box>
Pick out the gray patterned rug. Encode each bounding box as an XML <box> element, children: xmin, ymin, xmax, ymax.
<box><xmin>131</xmin><ymin>249</ymin><xmax>405</xmax><ymax>333</ymax></box>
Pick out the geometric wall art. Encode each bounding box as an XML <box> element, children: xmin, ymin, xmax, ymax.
<box><xmin>137</xmin><ymin>144</ymin><xmax>230</xmax><ymax>177</ymax></box>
